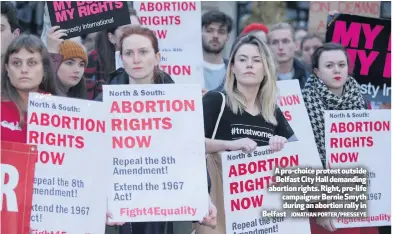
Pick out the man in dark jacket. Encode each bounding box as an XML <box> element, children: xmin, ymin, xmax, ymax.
<box><xmin>268</xmin><ymin>22</ymin><xmax>309</xmax><ymax>89</ymax></box>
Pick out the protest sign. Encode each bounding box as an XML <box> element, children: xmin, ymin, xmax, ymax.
<box><xmin>325</xmin><ymin>110</ymin><xmax>391</xmax><ymax>227</ymax></box>
<box><xmin>277</xmin><ymin>80</ymin><xmax>323</xmax><ymax>168</ymax></box>
<box><xmin>308</xmin><ymin>1</ymin><xmax>381</xmax><ymax>35</ymax></box>
<box><xmin>221</xmin><ymin>142</ymin><xmax>317</xmax><ymax>234</ymax></box>
<box><xmin>135</xmin><ymin>2</ymin><xmax>204</xmax><ymax>86</ymax></box>
<box><xmin>103</xmin><ymin>84</ymin><xmax>208</xmax><ymax>222</ymax></box>
<box><xmin>27</xmin><ymin>93</ymin><xmax>108</xmax><ymax>233</ymax></box>
<box><xmin>46</xmin><ymin>1</ymin><xmax>131</xmax><ymax>38</ymax></box>
<box><xmin>1</xmin><ymin>141</ymin><xmax>37</xmax><ymax>234</ymax></box>
<box><xmin>326</xmin><ymin>14</ymin><xmax>391</xmax><ymax>109</ymax></box>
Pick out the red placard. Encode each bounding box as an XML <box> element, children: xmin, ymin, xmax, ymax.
<box><xmin>1</xmin><ymin>141</ymin><xmax>37</xmax><ymax>234</ymax></box>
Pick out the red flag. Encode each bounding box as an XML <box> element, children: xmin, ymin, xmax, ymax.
<box><xmin>1</xmin><ymin>141</ymin><xmax>37</xmax><ymax>234</ymax></box>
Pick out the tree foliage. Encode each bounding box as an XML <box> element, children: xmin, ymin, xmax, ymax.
<box><xmin>244</xmin><ymin>1</ymin><xmax>287</xmax><ymax>27</ymax></box>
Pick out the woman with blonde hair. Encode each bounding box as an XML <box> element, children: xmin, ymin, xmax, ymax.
<box><xmin>195</xmin><ymin>34</ymin><xmax>295</xmax><ymax>234</ymax></box>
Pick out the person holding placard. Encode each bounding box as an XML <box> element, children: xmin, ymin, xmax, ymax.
<box><xmin>46</xmin><ymin>30</ymin><xmax>89</xmax><ymax>100</ymax></box>
<box><xmin>96</xmin><ymin>25</ymin><xmax>216</xmax><ymax>234</ymax></box>
<box><xmin>0</xmin><ymin>33</ymin><xmax>64</xmax><ymax>234</ymax></box>
<box><xmin>302</xmin><ymin>43</ymin><xmax>377</xmax><ymax>234</ymax></box>
<box><xmin>84</xmin><ymin>8</ymin><xmax>141</xmax><ymax>100</ymax></box>
<box><xmin>1</xmin><ymin>34</ymin><xmax>63</xmax><ymax>143</ymax></box>
<box><xmin>197</xmin><ymin>34</ymin><xmax>295</xmax><ymax>234</ymax></box>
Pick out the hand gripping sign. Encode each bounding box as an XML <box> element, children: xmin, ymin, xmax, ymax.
<box><xmin>1</xmin><ymin>141</ymin><xmax>38</xmax><ymax>234</ymax></box>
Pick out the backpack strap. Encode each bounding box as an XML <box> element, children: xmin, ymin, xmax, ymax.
<box><xmin>211</xmin><ymin>92</ymin><xmax>225</xmax><ymax>139</ymax></box>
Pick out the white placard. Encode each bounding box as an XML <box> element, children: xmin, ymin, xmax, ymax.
<box><xmin>27</xmin><ymin>93</ymin><xmax>107</xmax><ymax>233</ymax></box>
<box><xmin>325</xmin><ymin>110</ymin><xmax>391</xmax><ymax>228</ymax></box>
<box><xmin>135</xmin><ymin>1</ymin><xmax>204</xmax><ymax>86</ymax></box>
<box><xmin>103</xmin><ymin>84</ymin><xmax>208</xmax><ymax>222</ymax></box>
<box><xmin>221</xmin><ymin>142</ymin><xmax>318</xmax><ymax>234</ymax></box>
<box><xmin>277</xmin><ymin>80</ymin><xmax>323</xmax><ymax>169</ymax></box>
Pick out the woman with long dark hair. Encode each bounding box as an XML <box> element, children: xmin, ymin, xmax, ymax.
<box><xmin>1</xmin><ymin>34</ymin><xmax>63</xmax><ymax>142</ymax></box>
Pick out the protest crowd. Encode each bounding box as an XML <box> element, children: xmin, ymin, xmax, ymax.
<box><xmin>0</xmin><ymin>1</ymin><xmax>391</xmax><ymax>234</ymax></box>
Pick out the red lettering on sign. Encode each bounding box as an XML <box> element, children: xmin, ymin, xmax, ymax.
<box><xmin>139</xmin><ymin>2</ymin><xmax>196</xmax><ymax>12</ymax></box>
<box><xmin>283</xmin><ymin>111</ymin><xmax>292</xmax><ymax>121</ymax></box>
<box><xmin>152</xmin><ymin>29</ymin><xmax>168</xmax><ymax>39</ymax></box>
<box><xmin>278</xmin><ymin>95</ymin><xmax>300</xmax><ymax>107</ymax></box>
<box><xmin>29</xmin><ymin>112</ymin><xmax>105</xmax><ymax>133</ymax></box>
<box><xmin>330</xmin><ymin>136</ymin><xmax>373</xmax><ymax>148</ymax></box>
<box><xmin>110</xmin><ymin>100</ymin><xmax>195</xmax><ymax>113</ymax></box>
<box><xmin>330</xmin><ymin>152</ymin><xmax>359</xmax><ymax>163</ymax></box>
<box><xmin>140</xmin><ymin>15</ymin><xmax>181</xmax><ymax>26</ymax></box>
<box><xmin>338</xmin><ymin>2</ymin><xmax>380</xmax><ymax>15</ymax></box>
<box><xmin>310</xmin><ymin>2</ymin><xmax>331</xmax><ymax>12</ymax></box>
<box><xmin>160</xmin><ymin>65</ymin><xmax>191</xmax><ymax>76</ymax></box>
<box><xmin>111</xmin><ymin>118</ymin><xmax>172</xmax><ymax>131</ymax></box>
<box><xmin>29</xmin><ymin>131</ymin><xmax>85</xmax><ymax>149</ymax></box>
<box><xmin>112</xmin><ymin>136</ymin><xmax>152</xmax><ymax>149</ymax></box>
<box><xmin>231</xmin><ymin>195</ymin><xmax>263</xmax><ymax>211</ymax></box>
<box><xmin>228</xmin><ymin>155</ymin><xmax>299</xmax><ymax>177</ymax></box>
<box><xmin>37</xmin><ymin>151</ymin><xmax>65</xmax><ymax>165</ymax></box>
<box><xmin>229</xmin><ymin>176</ymin><xmax>275</xmax><ymax>194</ymax></box>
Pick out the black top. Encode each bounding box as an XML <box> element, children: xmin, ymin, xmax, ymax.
<box><xmin>293</xmin><ymin>58</ymin><xmax>309</xmax><ymax>89</ymax></box>
<box><xmin>203</xmin><ymin>91</ymin><xmax>294</xmax><ymax>146</ymax></box>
